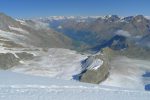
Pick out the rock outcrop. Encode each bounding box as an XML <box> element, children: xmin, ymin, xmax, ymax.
<box><xmin>0</xmin><ymin>53</ymin><xmax>19</xmax><ymax>69</ymax></box>
<box><xmin>80</xmin><ymin>48</ymin><xmax>113</xmax><ymax>84</ymax></box>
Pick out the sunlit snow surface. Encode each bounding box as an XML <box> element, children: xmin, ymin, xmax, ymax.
<box><xmin>0</xmin><ymin>71</ymin><xmax>150</xmax><ymax>100</ymax></box>
<box><xmin>10</xmin><ymin>49</ymin><xmax>150</xmax><ymax>90</ymax></box>
<box><xmin>9</xmin><ymin>26</ymin><xmax>29</xmax><ymax>34</ymax></box>
<box><xmin>1</xmin><ymin>49</ymin><xmax>150</xmax><ymax>99</ymax></box>
<box><xmin>0</xmin><ymin>29</ymin><xmax>28</xmax><ymax>47</ymax></box>
<box><xmin>11</xmin><ymin>48</ymin><xmax>88</xmax><ymax>80</ymax></box>
<box><xmin>82</xmin><ymin>56</ymin><xmax>103</xmax><ymax>70</ymax></box>
<box><xmin>101</xmin><ymin>56</ymin><xmax>150</xmax><ymax>90</ymax></box>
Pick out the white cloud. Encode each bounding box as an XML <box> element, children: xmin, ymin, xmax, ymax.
<box><xmin>115</xmin><ymin>30</ymin><xmax>131</xmax><ymax>37</ymax></box>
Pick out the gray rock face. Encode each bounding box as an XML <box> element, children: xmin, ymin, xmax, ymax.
<box><xmin>16</xmin><ymin>52</ymin><xmax>34</xmax><ymax>60</ymax></box>
<box><xmin>0</xmin><ymin>13</ymin><xmax>73</xmax><ymax>49</ymax></box>
<box><xmin>0</xmin><ymin>13</ymin><xmax>75</xmax><ymax>70</ymax></box>
<box><xmin>0</xmin><ymin>13</ymin><xmax>21</xmax><ymax>31</ymax></box>
<box><xmin>0</xmin><ymin>53</ymin><xmax>19</xmax><ymax>69</ymax></box>
<box><xmin>139</xmin><ymin>34</ymin><xmax>150</xmax><ymax>48</ymax></box>
<box><xmin>80</xmin><ymin>48</ymin><xmax>113</xmax><ymax>84</ymax></box>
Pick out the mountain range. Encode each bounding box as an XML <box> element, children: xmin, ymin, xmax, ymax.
<box><xmin>0</xmin><ymin>13</ymin><xmax>73</xmax><ymax>49</ymax></box>
<box><xmin>36</xmin><ymin>15</ymin><xmax>150</xmax><ymax>59</ymax></box>
<box><xmin>0</xmin><ymin>13</ymin><xmax>73</xmax><ymax>69</ymax></box>
<box><xmin>0</xmin><ymin>13</ymin><xmax>150</xmax><ymax>87</ymax></box>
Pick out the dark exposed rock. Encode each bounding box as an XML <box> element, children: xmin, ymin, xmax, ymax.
<box><xmin>16</xmin><ymin>52</ymin><xmax>34</xmax><ymax>60</ymax></box>
<box><xmin>91</xmin><ymin>35</ymin><xmax>128</xmax><ymax>51</ymax></box>
<box><xmin>80</xmin><ymin>48</ymin><xmax>113</xmax><ymax>84</ymax></box>
<box><xmin>0</xmin><ymin>53</ymin><xmax>19</xmax><ymax>69</ymax></box>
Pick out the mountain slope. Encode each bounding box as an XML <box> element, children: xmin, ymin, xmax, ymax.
<box><xmin>0</xmin><ymin>13</ymin><xmax>110</xmax><ymax>85</ymax></box>
<box><xmin>0</xmin><ymin>13</ymin><xmax>73</xmax><ymax>49</ymax></box>
<box><xmin>0</xmin><ymin>13</ymin><xmax>74</xmax><ymax>69</ymax></box>
<box><xmin>37</xmin><ymin>15</ymin><xmax>150</xmax><ymax>53</ymax></box>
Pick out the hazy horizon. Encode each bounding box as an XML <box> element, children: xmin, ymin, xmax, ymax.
<box><xmin>0</xmin><ymin>0</ymin><xmax>150</xmax><ymax>18</ymax></box>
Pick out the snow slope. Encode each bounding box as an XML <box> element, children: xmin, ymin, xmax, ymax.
<box><xmin>0</xmin><ymin>71</ymin><xmax>150</xmax><ymax>100</ymax></box>
<box><xmin>9</xmin><ymin>26</ymin><xmax>29</xmax><ymax>34</ymax></box>
<box><xmin>101</xmin><ymin>56</ymin><xmax>150</xmax><ymax>90</ymax></box>
<box><xmin>9</xmin><ymin>49</ymin><xmax>150</xmax><ymax>90</ymax></box>
<box><xmin>0</xmin><ymin>29</ymin><xmax>27</xmax><ymax>46</ymax></box>
<box><xmin>11</xmin><ymin>48</ymin><xmax>88</xmax><ymax>80</ymax></box>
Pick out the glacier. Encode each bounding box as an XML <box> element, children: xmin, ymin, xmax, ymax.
<box><xmin>0</xmin><ymin>71</ymin><xmax>150</xmax><ymax>100</ymax></box>
<box><xmin>10</xmin><ymin>48</ymin><xmax>88</xmax><ymax>79</ymax></box>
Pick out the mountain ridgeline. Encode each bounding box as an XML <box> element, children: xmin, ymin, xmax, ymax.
<box><xmin>0</xmin><ymin>13</ymin><xmax>73</xmax><ymax>69</ymax></box>
<box><xmin>37</xmin><ymin>15</ymin><xmax>150</xmax><ymax>59</ymax></box>
<box><xmin>0</xmin><ymin>13</ymin><xmax>150</xmax><ymax>85</ymax></box>
<box><xmin>0</xmin><ymin>13</ymin><xmax>73</xmax><ymax>49</ymax></box>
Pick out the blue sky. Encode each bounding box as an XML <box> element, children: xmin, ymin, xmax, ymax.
<box><xmin>0</xmin><ymin>0</ymin><xmax>150</xmax><ymax>18</ymax></box>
